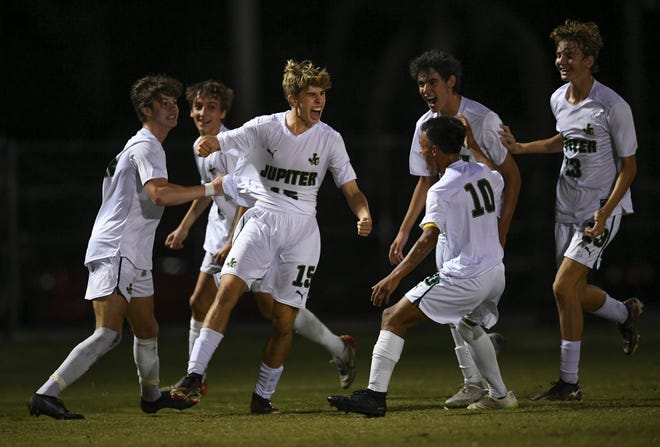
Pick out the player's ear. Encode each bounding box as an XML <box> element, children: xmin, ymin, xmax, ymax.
<box><xmin>287</xmin><ymin>94</ymin><xmax>298</xmax><ymax>108</ymax></box>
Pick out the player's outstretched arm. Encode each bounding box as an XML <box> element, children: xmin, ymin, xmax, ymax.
<box><xmin>165</xmin><ymin>197</ymin><xmax>213</xmax><ymax>249</ymax></box>
<box><xmin>371</xmin><ymin>224</ymin><xmax>439</xmax><ymax>307</ymax></box>
<box><xmin>389</xmin><ymin>175</ymin><xmax>436</xmax><ymax>265</ymax></box>
<box><xmin>340</xmin><ymin>180</ymin><xmax>372</xmax><ymax>237</ymax></box>
<box><xmin>499</xmin><ymin>124</ymin><xmax>563</xmax><ymax>155</ymax></box>
<box><xmin>144</xmin><ymin>175</ymin><xmax>225</xmax><ymax>207</ymax></box>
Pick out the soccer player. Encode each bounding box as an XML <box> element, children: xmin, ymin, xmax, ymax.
<box><xmin>27</xmin><ymin>75</ymin><xmax>226</xmax><ymax>420</ymax></box>
<box><xmin>389</xmin><ymin>50</ymin><xmax>521</xmax><ymax>406</ymax></box>
<box><xmin>170</xmin><ymin>60</ymin><xmax>372</xmax><ymax>413</ymax></box>
<box><xmin>165</xmin><ymin>80</ymin><xmax>359</xmax><ymax>391</ymax></box>
<box><xmin>328</xmin><ymin>116</ymin><xmax>517</xmax><ymax>416</ymax></box>
<box><xmin>499</xmin><ymin>19</ymin><xmax>643</xmax><ymax>401</ymax></box>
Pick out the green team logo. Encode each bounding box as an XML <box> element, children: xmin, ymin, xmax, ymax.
<box><xmin>308</xmin><ymin>153</ymin><xmax>320</xmax><ymax>166</ymax></box>
<box><xmin>105</xmin><ymin>157</ymin><xmax>118</xmax><ymax>177</ymax></box>
<box><xmin>583</xmin><ymin>123</ymin><xmax>594</xmax><ymax>135</ymax></box>
<box><xmin>226</xmin><ymin>258</ymin><xmax>237</xmax><ymax>268</ymax></box>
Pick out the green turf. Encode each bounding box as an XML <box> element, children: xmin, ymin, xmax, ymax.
<box><xmin>1</xmin><ymin>314</ymin><xmax>659</xmax><ymax>447</ymax></box>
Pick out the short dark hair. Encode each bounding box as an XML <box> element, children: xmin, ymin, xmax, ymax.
<box><xmin>409</xmin><ymin>50</ymin><xmax>462</xmax><ymax>94</ymax></box>
<box><xmin>421</xmin><ymin>116</ymin><xmax>466</xmax><ymax>154</ymax></box>
<box><xmin>130</xmin><ymin>75</ymin><xmax>184</xmax><ymax>123</ymax></box>
<box><xmin>550</xmin><ymin>19</ymin><xmax>603</xmax><ymax>74</ymax></box>
<box><xmin>185</xmin><ymin>80</ymin><xmax>234</xmax><ymax>112</ymax></box>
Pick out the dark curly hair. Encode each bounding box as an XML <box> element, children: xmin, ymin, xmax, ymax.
<box><xmin>130</xmin><ymin>74</ymin><xmax>184</xmax><ymax>123</ymax></box>
<box><xmin>409</xmin><ymin>50</ymin><xmax>462</xmax><ymax>94</ymax></box>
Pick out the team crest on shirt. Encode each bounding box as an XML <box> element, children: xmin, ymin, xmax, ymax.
<box><xmin>226</xmin><ymin>257</ymin><xmax>237</xmax><ymax>268</ymax></box>
<box><xmin>308</xmin><ymin>153</ymin><xmax>320</xmax><ymax>166</ymax></box>
<box><xmin>583</xmin><ymin>123</ymin><xmax>594</xmax><ymax>135</ymax></box>
<box><xmin>105</xmin><ymin>157</ymin><xmax>119</xmax><ymax>177</ymax></box>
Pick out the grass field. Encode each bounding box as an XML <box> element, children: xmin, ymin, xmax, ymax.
<box><xmin>1</xmin><ymin>312</ymin><xmax>659</xmax><ymax>447</ymax></box>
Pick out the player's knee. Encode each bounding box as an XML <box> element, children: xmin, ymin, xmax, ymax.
<box><xmin>94</xmin><ymin>327</ymin><xmax>121</xmax><ymax>352</ymax></box>
<box><xmin>457</xmin><ymin>318</ymin><xmax>485</xmax><ymax>342</ymax></box>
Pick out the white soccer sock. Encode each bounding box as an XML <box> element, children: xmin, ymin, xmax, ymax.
<box><xmin>590</xmin><ymin>294</ymin><xmax>628</xmax><ymax>324</ymax></box>
<box><xmin>449</xmin><ymin>324</ymin><xmax>482</xmax><ymax>383</ymax></box>
<box><xmin>458</xmin><ymin>322</ymin><xmax>507</xmax><ymax>398</ymax></box>
<box><xmin>188</xmin><ymin>328</ymin><xmax>224</xmax><ymax>375</ymax></box>
<box><xmin>37</xmin><ymin>327</ymin><xmax>120</xmax><ymax>397</ymax></box>
<box><xmin>293</xmin><ymin>308</ymin><xmax>345</xmax><ymax>357</ymax></box>
<box><xmin>368</xmin><ymin>330</ymin><xmax>405</xmax><ymax>393</ymax></box>
<box><xmin>134</xmin><ymin>336</ymin><xmax>160</xmax><ymax>402</ymax></box>
<box><xmin>559</xmin><ymin>339</ymin><xmax>581</xmax><ymax>384</ymax></box>
<box><xmin>37</xmin><ymin>327</ymin><xmax>121</xmax><ymax>397</ymax></box>
<box><xmin>189</xmin><ymin>318</ymin><xmax>203</xmax><ymax>356</ymax></box>
<box><xmin>254</xmin><ymin>362</ymin><xmax>284</xmax><ymax>399</ymax></box>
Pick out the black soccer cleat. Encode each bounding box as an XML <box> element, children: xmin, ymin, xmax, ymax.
<box><xmin>327</xmin><ymin>389</ymin><xmax>387</xmax><ymax>417</ymax></box>
<box><xmin>618</xmin><ymin>297</ymin><xmax>644</xmax><ymax>355</ymax></box>
<box><xmin>28</xmin><ymin>393</ymin><xmax>84</xmax><ymax>420</ymax></box>
<box><xmin>170</xmin><ymin>372</ymin><xmax>204</xmax><ymax>403</ymax></box>
<box><xmin>530</xmin><ymin>379</ymin><xmax>583</xmax><ymax>401</ymax></box>
<box><xmin>141</xmin><ymin>390</ymin><xmax>198</xmax><ymax>414</ymax></box>
<box><xmin>250</xmin><ymin>393</ymin><xmax>280</xmax><ymax>414</ymax></box>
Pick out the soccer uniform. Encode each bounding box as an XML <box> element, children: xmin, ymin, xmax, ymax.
<box><xmin>406</xmin><ymin>160</ymin><xmax>505</xmax><ymax>329</ymax></box>
<box><xmin>409</xmin><ymin>97</ymin><xmax>508</xmax><ymax>176</ymax></box>
<box><xmin>551</xmin><ymin>80</ymin><xmax>637</xmax><ymax>268</ymax></box>
<box><xmin>83</xmin><ymin>128</ymin><xmax>167</xmax><ymax>300</ymax></box>
<box><xmin>192</xmin><ymin>125</ymin><xmax>245</xmax><ymax>275</ymax></box>
<box><xmin>215</xmin><ymin>111</ymin><xmax>357</xmax><ymax>308</ymax></box>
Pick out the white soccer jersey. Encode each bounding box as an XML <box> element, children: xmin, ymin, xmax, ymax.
<box><xmin>217</xmin><ymin>112</ymin><xmax>357</xmax><ymax>216</ymax></box>
<box><xmin>193</xmin><ymin>126</ymin><xmax>244</xmax><ymax>252</ymax></box>
<box><xmin>551</xmin><ymin>80</ymin><xmax>637</xmax><ymax>223</ymax></box>
<box><xmin>84</xmin><ymin>128</ymin><xmax>167</xmax><ymax>270</ymax></box>
<box><xmin>421</xmin><ymin>160</ymin><xmax>504</xmax><ymax>278</ymax></box>
<box><xmin>409</xmin><ymin>97</ymin><xmax>508</xmax><ymax>176</ymax></box>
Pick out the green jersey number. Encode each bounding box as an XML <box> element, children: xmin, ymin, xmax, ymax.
<box><xmin>564</xmin><ymin>157</ymin><xmax>582</xmax><ymax>178</ymax></box>
<box><xmin>292</xmin><ymin>265</ymin><xmax>315</xmax><ymax>288</ymax></box>
<box><xmin>464</xmin><ymin>178</ymin><xmax>496</xmax><ymax>218</ymax></box>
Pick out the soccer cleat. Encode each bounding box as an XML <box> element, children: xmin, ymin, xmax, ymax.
<box><xmin>530</xmin><ymin>379</ymin><xmax>583</xmax><ymax>401</ymax></box>
<box><xmin>161</xmin><ymin>376</ymin><xmax>208</xmax><ymax>397</ymax></box>
<box><xmin>170</xmin><ymin>372</ymin><xmax>204</xmax><ymax>403</ymax></box>
<box><xmin>488</xmin><ymin>332</ymin><xmax>505</xmax><ymax>355</ymax></box>
<box><xmin>444</xmin><ymin>381</ymin><xmax>488</xmax><ymax>406</ymax></box>
<box><xmin>250</xmin><ymin>393</ymin><xmax>280</xmax><ymax>414</ymax></box>
<box><xmin>467</xmin><ymin>391</ymin><xmax>518</xmax><ymax>410</ymax></box>
<box><xmin>28</xmin><ymin>393</ymin><xmax>84</xmax><ymax>420</ymax></box>
<box><xmin>330</xmin><ymin>335</ymin><xmax>357</xmax><ymax>389</ymax></box>
<box><xmin>141</xmin><ymin>390</ymin><xmax>198</xmax><ymax>414</ymax></box>
<box><xmin>327</xmin><ymin>389</ymin><xmax>386</xmax><ymax>417</ymax></box>
<box><xmin>618</xmin><ymin>297</ymin><xmax>644</xmax><ymax>355</ymax></box>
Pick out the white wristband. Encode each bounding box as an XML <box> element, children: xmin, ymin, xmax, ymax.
<box><xmin>204</xmin><ymin>182</ymin><xmax>215</xmax><ymax>197</ymax></box>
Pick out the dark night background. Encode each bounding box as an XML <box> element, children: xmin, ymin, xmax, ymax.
<box><xmin>1</xmin><ymin>0</ymin><xmax>658</xmax><ymax>335</ymax></box>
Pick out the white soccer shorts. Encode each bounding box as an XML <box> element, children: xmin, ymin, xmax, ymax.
<box><xmin>218</xmin><ymin>207</ymin><xmax>320</xmax><ymax>308</ymax></box>
<box><xmin>405</xmin><ymin>263</ymin><xmax>505</xmax><ymax>329</ymax></box>
<box><xmin>554</xmin><ymin>215</ymin><xmax>621</xmax><ymax>270</ymax></box>
<box><xmin>84</xmin><ymin>255</ymin><xmax>153</xmax><ymax>301</ymax></box>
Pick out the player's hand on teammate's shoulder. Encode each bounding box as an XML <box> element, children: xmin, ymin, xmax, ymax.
<box><xmin>498</xmin><ymin>124</ymin><xmax>520</xmax><ymax>153</ymax></box>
